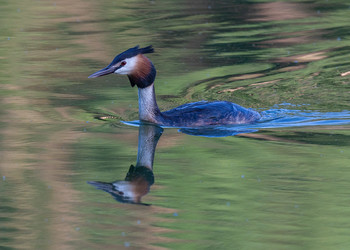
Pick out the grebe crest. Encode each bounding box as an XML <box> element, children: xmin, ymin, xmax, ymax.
<box><xmin>89</xmin><ymin>45</ymin><xmax>261</xmax><ymax>127</ymax></box>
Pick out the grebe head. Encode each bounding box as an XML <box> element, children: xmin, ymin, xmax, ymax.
<box><xmin>88</xmin><ymin>165</ymin><xmax>154</xmax><ymax>205</ymax></box>
<box><xmin>88</xmin><ymin>45</ymin><xmax>156</xmax><ymax>88</ymax></box>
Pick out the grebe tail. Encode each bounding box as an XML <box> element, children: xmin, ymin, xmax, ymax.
<box><xmin>88</xmin><ymin>45</ymin><xmax>261</xmax><ymax>127</ymax></box>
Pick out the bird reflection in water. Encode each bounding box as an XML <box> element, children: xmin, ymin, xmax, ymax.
<box><xmin>88</xmin><ymin>124</ymin><xmax>163</xmax><ymax>205</ymax></box>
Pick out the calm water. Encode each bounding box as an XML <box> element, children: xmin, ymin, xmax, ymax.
<box><xmin>1</xmin><ymin>0</ymin><xmax>350</xmax><ymax>249</ymax></box>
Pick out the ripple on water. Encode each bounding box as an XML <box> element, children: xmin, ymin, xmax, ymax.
<box><xmin>123</xmin><ymin>104</ymin><xmax>350</xmax><ymax>137</ymax></box>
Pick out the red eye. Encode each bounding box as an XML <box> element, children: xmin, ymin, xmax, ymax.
<box><xmin>121</xmin><ymin>61</ymin><xmax>126</xmax><ymax>66</ymax></box>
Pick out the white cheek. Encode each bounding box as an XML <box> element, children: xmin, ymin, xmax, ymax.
<box><xmin>114</xmin><ymin>57</ymin><xmax>138</xmax><ymax>75</ymax></box>
<box><xmin>113</xmin><ymin>181</ymin><xmax>135</xmax><ymax>198</ymax></box>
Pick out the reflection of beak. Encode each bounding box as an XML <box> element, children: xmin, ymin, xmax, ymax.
<box><xmin>87</xmin><ymin>180</ymin><xmax>137</xmax><ymax>202</ymax></box>
<box><xmin>88</xmin><ymin>65</ymin><xmax>115</xmax><ymax>78</ymax></box>
<box><xmin>87</xmin><ymin>181</ymin><xmax>114</xmax><ymax>191</ymax></box>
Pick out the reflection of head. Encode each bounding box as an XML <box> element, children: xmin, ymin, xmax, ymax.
<box><xmin>88</xmin><ymin>165</ymin><xmax>154</xmax><ymax>205</ymax></box>
<box><xmin>125</xmin><ymin>164</ymin><xmax>154</xmax><ymax>185</ymax></box>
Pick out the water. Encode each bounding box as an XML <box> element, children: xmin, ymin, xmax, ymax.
<box><xmin>1</xmin><ymin>0</ymin><xmax>350</xmax><ymax>249</ymax></box>
<box><xmin>125</xmin><ymin>107</ymin><xmax>350</xmax><ymax>137</ymax></box>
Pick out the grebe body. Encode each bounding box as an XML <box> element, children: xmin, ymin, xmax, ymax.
<box><xmin>159</xmin><ymin>100</ymin><xmax>260</xmax><ymax>127</ymax></box>
<box><xmin>89</xmin><ymin>45</ymin><xmax>260</xmax><ymax>127</ymax></box>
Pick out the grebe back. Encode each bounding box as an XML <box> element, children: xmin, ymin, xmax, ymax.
<box><xmin>88</xmin><ymin>45</ymin><xmax>260</xmax><ymax>127</ymax></box>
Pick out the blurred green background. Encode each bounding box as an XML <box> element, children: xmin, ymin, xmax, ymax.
<box><xmin>1</xmin><ymin>0</ymin><xmax>350</xmax><ymax>249</ymax></box>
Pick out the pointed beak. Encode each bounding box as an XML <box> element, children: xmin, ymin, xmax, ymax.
<box><xmin>88</xmin><ymin>65</ymin><xmax>115</xmax><ymax>78</ymax></box>
<box><xmin>87</xmin><ymin>181</ymin><xmax>113</xmax><ymax>190</ymax></box>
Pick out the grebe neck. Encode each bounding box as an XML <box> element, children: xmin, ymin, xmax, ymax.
<box><xmin>138</xmin><ymin>83</ymin><xmax>162</xmax><ymax>123</ymax></box>
<box><xmin>136</xmin><ymin>124</ymin><xmax>163</xmax><ymax>169</ymax></box>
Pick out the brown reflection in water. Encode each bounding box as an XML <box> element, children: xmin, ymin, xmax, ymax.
<box><xmin>259</xmin><ymin>32</ymin><xmax>324</xmax><ymax>49</ymax></box>
<box><xmin>216</xmin><ymin>53</ymin><xmax>327</xmax><ymax>95</ymax></box>
<box><xmin>247</xmin><ymin>2</ymin><xmax>311</xmax><ymax>22</ymax></box>
<box><xmin>212</xmin><ymin>51</ymin><xmax>327</xmax><ymax>95</ymax></box>
<box><xmin>1</xmin><ymin>101</ymin><xmax>85</xmax><ymax>249</ymax></box>
<box><xmin>218</xmin><ymin>80</ymin><xmax>280</xmax><ymax>93</ymax></box>
<box><xmin>249</xmin><ymin>2</ymin><xmax>327</xmax><ymax>65</ymax></box>
<box><xmin>51</xmin><ymin>0</ymin><xmax>111</xmax><ymax>62</ymax></box>
<box><xmin>274</xmin><ymin>51</ymin><xmax>327</xmax><ymax>64</ymax></box>
<box><xmin>250</xmin><ymin>2</ymin><xmax>322</xmax><ymax>49</ymax></box>
<box><xmin>0</xmin><ymin>0</ymin><xmax>114</xmax><ymax>248</ymax></box>
<box><xmin>211</xmin><ymin>1</ymin><xmax>328</xmax><ymax>94</ymax></box>
<box><xmin>341</xmin><ymin>71</ymin><xmax>350</xmax><ymax>77</ymax></box>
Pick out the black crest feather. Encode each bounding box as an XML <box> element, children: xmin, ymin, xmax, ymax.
<box><xmin>108</xmin><ymin>45</ymin><xmax>154</xmax><ymax>67</ymax></box>
<box><xmin>138</xmin><ymin>45</ymin><xmax>154</xmax><ymax>54</ymax></box>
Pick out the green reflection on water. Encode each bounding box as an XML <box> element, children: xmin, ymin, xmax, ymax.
<box><xmin>1</xmin><ymin>0</ymin><xmax>350</xmax><ymax>249</ymax></box>
<box><xmin>77</xmin><ymin>126</ymin><xmax>350</xmax><ymax>249</ymax></box>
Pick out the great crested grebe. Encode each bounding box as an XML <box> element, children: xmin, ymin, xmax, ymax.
<box><xmin>88</xmin><ymin>124</ymin><xmax>162</xmax><ymax>204</ymax></box>
<box><xmin>89</xmin><ymin>45</ymin><xmax>261</xmax><ymax>127</ymax></box>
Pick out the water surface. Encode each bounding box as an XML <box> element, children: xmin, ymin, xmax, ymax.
<box><xmin>1</xmin><ymin>0</ymin><xmax>350</xmax><ymax>249</ymax></box>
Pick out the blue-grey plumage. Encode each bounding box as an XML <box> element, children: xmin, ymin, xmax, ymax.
<box><xmin>89</xmin><ymin>45</ymin><xmax>261</xmax><ymax>127</ymax></box>
<box><xmin>160</xmin><ymin>101</ymin><xmax>260</xmax><ymax>127</ymax></box>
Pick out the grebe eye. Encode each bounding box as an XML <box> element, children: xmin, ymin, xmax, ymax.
<box><xmin>121</xmin><ymin>61</ymin><xmax>126</xmax><ymax>66</ymax></box>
